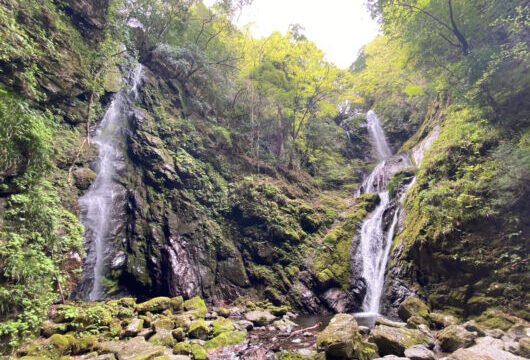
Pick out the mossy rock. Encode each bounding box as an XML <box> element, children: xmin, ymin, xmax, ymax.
<box><xmin>437</xmin><ymin>325</ymin><xmax>476</xmax><ymax>352</ymax></box>
<box><xmin>190</xmin><ymin>344</ymin><xmax>208</xmax><ymax>360</ymax></box>
<box><xmin>466</xmin><ymin>296</ymin><xmax>497</xmax><ymax>315</ymax></box>
<box><xmin>217</xmin><ymin>307</ymin><xmax>230</xmax><ymax>318</ymax></box>
<box><xmin>398</xmin><ymin>297</ymin><xmax>430</xmax><ymax>321</ymax></box>
<box><xmin>204</xmin><ymin>331</ymin><xmax>246</xmax><ymax>349</ymax></box>
<box><xmin>73</xmin><ymin>167</ymin><xmax>96</xmax><ymax>190</ymax></box>
<box><xmin>369</xmin><ymin>325</ymin><xmax>430</xmax><ymax>357</ymax></box>
<box><xmin>136</xmin><ymin>297</ymin><xmax>172</xmax><ymax>313</ymax></box>
<box><xmin>173</xmin><ymin>342</ymin><xmax>192</xmax><ymax>355</ymax></box>
<box><xmin>71</xmin><ymin>335</ymin><xmax>99</xmax><ymax>354</ymax></box>
<box><xmin>172</xmin><ymin>328</ymin><xmax>185</xmax><ymax>341</ymax></box>
<box><xmin>41</xmin><ymin>321</ymin><xmax>68</xmax><ymax>337</ymax></box>
<box><xmin>187</xmin><ymin>319</ymin><xmax>209</xmax><ymax>340</ymax></box>
<box><xmin>245</xmin><ymin>301</ymin><xmax>256</xmax><ymax>311</ymax></box>
<box><xmin>118</xmin><ymin>307</ymin><xmax>135</xmax><ymax>320</ymax></box>
<box><xmin>476</xmin><ymin>309</ymin><xmax>519</xmax><ymax>331</ymax></box>
<box><xmin>170</xmin><ymin>296</ymin><xmax>184</xmax><ymax>311</ymax></box>
<box><xmin>316</xmin><ymin>314</ymin><xmax>364</xmax><ymax>359</ymax></box>
<box><xmin>406</xmin><ymin>315</ymin><xmax>429</xmax><ymax>329</ymax></box>
<box><xmin>174</xmin><ymin>314</ymin><xmax>192</xmax><ymax>330</ymax></box>
<box><xmin>119</xmin><ymin>298</ymin><xmax>137</xmax><ymax>308</ymax></box>
<box><xmin>211</xmin><ymin>317</ymin><xmax>235</xmax><ymax>337</ymax></box>
<box><xmin>49</xmin><ymin>334</ymin><xmax>72</xmax><ymax>352</ymax></box>
<box><xmin>148</xmin><ymin>330</ymin><xmax>177</xmax><ymax>347</ymax></box>
<box><xmin>183</xmin><ymin>297</ymin><xmax>207</xmax><ymax>318</ymax></box>
<box><xmin>152</xmin><ymin>317</ymin><xmax>174</xmax><ymax>331</ymax></box>
<box><xmin>428</xmin><ymin>312</ymin><xmax>458</xmax><ymax>329</ymax></box>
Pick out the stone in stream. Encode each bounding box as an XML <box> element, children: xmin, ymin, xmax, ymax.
<box><xmin>315</xmin><ymin>314</ymin><xmax>373</xmax><ymax>359</ymax></box>
<box><xmin>244</xmin><ymin>310</ymin><xmax>276</xmax><ymax>326</ymax></box>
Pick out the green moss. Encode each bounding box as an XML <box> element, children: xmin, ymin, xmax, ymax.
<box><xmin>187</xmin><ymin>319</ymin><xmax>209</xmax><ymax>339</ymax></box>
<box><xmin>211</xmin><ymin>317</ymin><xmax>235</xmax><ymax>337</ymax></box>
<box><xmin>71</xmin><ymin>335</ymin><xmax>98</xmax><ymax>354</ymax></box>
<box><xmin>183</xmin><ymin>297</ymin><xmax>207</xmax><ymax>318</ymax></box>
<box><xmin>136</xmin><ymin>297</ymin><xmax>171</xmax><ymax>313</ymax></box>
<box><xmin>204</xmin><ymin>331</ymin><xmax>246</xmax><ymax>349</ymax></box>
<box><xmin>190</xmin><ymin>344</ymin><xmax>208</xmax><ymax>360</ymax></box>
<box><xmin>173</xmin><ymin>342</ymin><xmax>192</xmax><ymax>355</ymax></box>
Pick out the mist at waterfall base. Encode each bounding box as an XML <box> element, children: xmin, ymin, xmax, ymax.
<box><xmin>76</xmin><ymin>63</ymin><xmax>143</xmax><ymax>301</ymax></box>
<box><xmin>353</xmin><ymin>110</ymin><xmax>415</xmax><ymax>327</ymax></box>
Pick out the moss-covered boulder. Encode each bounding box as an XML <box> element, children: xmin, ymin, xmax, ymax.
<box><xmin>101</xmin><ymin>336</ymin><xmax>165</xmax><ymax>360</ymax></box>
<box><xmin>518</xmin><ymin>337</ymin><xmax>530</xmax><ymax>358</ymax></box>
<box><xmin>315</xmin><ymin>314</ymin><xmax>365</xmax><ymax>359</ymax></box>
<box><xmin>71</xmin><ymin>335</ymin><xmax>99</xmax><ymax>354</ymax></box>
<box><xmin>406</xmin><ymin>315</ymin><xmax>429</xmax><ymax>329</ymax></box>
<box><xmin>204</xmin><ymin>331</ymin><xmax>246</xmax><ymax>349</ymax></box>
<box><xmin>170</xmin><ymin>296</ymin><xmax>184</xmax><ymax>311</ymax></box>
<box><xmin>152</xmin><ymin>317</ymin><xmax>174</xmax><ymax>331</ymax></box>
<box><xmin>173</xmin><ymin>342</ymin><xmax>192</xmax><ymax>355</ymax></box>
<box><xmin>183</xmin><ymin>297</ymin><xmax>207</xmax><ymax>318</ymax></box>
<box><xmin>476</xmin><ymin>309</ymin><xmax>519</xmax><ymax>331</ymax></box>
<box><xmin>217</xmin><ymin>307</ymin><xmax>231</xmax><ymax>318</ymax></box>
<box><xmin>41</xmin><ymin>321</ymin><xmax>68</xmax><ymax>337</ymax></box>
<box><xmin>190</xmin><ymin>344</ymin><xmax>208</xmax><ymax>360</ymax></box>
<box><xmin>428</xmin><ymin>312</ymin><xmax>458</xmax><ymax>329</ymax></box>
<box><xmin>244</xmin><ymin>310</ymin><xmax>276</xmax><ymax>326</ymax></box>
<box><xmin>211</xmin><ymin>317</ymin><xmax>235</xmax><ymax>337</ymax></box>
<box><xmin>369</xmin><ymin>325</ymin><xmax>429</xmax><ymax>357</ymax></box>
<box><xmin>398</xmin><ymin>297</ymin><xmax>430</xmax><ymax>322</ymax></box>
<box><xmin>49</xmin><ymin>334</ymin><xmax>72</xmax><ymax>353</ymax></box>
<box><xmin>438</xmin><ymin>325</ymin><xmax>476</xmax><ymax>352</ymax></box>
<box><xmin>123</xmin><ymin>318</ymin><xmax>144</xmax><ymax>337</ymax></box>
<box><xmin>73</xmin><ymin>167</ymin><xmax>97</xmax><ymax>190</ymax></box>
<box><xmin>148</xmin><ymin>329</ymin><xmax>177</xmax><ymax>347</ymax></box>
<box><xmin>136</xmin><ymin>297</ymin><xmax>172</xmax><ymax>313</ymax></box>
<box><xmin>172</xmin><ymin>328</ymin><xmax>185</xmax><ymax>341</ymax></box>
<box><xmin>187</xmin><ymin>319</ymin><xmax>209</xmax><ymax>340</ymax></box>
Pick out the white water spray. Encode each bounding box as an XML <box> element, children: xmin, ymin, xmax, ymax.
<box><xmin>79</xmin><ymin>63</ymin><xmax>143</xmax><ymax>301</ymax></box>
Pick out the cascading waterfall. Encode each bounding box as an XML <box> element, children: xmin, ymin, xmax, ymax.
<box><xmin>355</xmin><ymin>111</ymin><xmax>413</xmax><ymax>316</ymax></box>
<box><xmin>78</xmin><ymin>63</ymin><xmax>143</xmax><ymax>301</ymax></box>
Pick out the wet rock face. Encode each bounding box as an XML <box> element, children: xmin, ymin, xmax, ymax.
<box><xmin>63</xmin><ymin>0</ymin><xmax>109</xmax><ymax>36</ymax></box>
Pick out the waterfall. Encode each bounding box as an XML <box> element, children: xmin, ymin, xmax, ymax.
<box><xmin>77</xmin><ymin>63</ymin><xmax>143</xmax><ymax>301</ymax></box>
<box><xmin>355</xmin><ymin>111</ymin><xmax>412</xmax><ymax>315</ymax></box>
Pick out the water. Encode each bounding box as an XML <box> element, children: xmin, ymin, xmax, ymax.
<box><xmin>356</xmin><ymin>111</ymin><xmax>412</xmax><ymax>314</ymax></box>
<box><xmin>366</xmin><ymin>110</ymin><xmax>392</xmax><ymax>160</ymax></box>
<box><xmin>78</xmin><ymin>63</ymin><xmax>143</xmax><ymax>301</ymax></box>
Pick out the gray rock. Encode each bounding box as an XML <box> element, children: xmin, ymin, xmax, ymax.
<box><xmin>447</xmin><ymin>336</ymin><xmax>525</xmax><ymax>360</ymax></box>
<box><xmin>438</xmin><ymin>325</ymin><xmax>476</xmax><ymax>352</ymax></box>
<box><xmin>123</xmin><ymin>318</ymin><xmax>144</xmax><ymax>337</ymax></box>
<box><xmin>244</xmin><ymin>310</ymin><xmax>276</xmax><ymax>326</ymax></box>
<box><xmin>359</xmin><ymin>326</ymin><xmax>371</xmax><ymax>335</ymax></box>
<box><xmin>376</xmin><ymin>317</ymin><xmax>407</xmax><ymax>328</ymax></box>
<box><xmin>315</xmin><ymin>314</ymin><xmax>364</xmax><ymax>359</ymax></box>
<box><xmin>404</xmin><ymin>345</ymin><xmax>435</xmax><ymax>360</ymax></box>
<box><xmin>236</xmin><ymin>320</ymin><xmax>254</xmax><ymax>331</ymax></box>
<box><xmin>374</xmin><ymin>356</ymin><xmax>408</xmax><ymax>360</ymax></box>
<box><xmin>369</xmin><ymin>325</ymin><xmax>430</xmax><ymax>356</ymax></box>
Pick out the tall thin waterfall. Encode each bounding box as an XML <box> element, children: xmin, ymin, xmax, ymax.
<box><xmin>78</xmin><ymin>63</ymin><xmax>143</xmax><ymax>301</ymax></box>
<box><xmin>356</xmin><ymin>111</ymin><xmax>412</xmax><ymax>314</ymax></box>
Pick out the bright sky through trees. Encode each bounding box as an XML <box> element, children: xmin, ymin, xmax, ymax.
<box><xmin>207</xmin><ymin>0</ymin><xmax>380</xmax><ymax>68</ymax></box>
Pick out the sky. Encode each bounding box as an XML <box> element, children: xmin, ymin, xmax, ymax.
<box><xmin>212</xmin><ymin>0</ymin><xmax>381</xmax><ymax>68</ymax></box>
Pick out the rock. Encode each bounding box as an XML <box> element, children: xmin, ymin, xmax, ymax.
<box><xmin>153</xmin><ymin>317</ymin><xmax>175</xmax><ymax>331</ymax></box>
<box><xmin>486</xmin><ymin>328</ymin><xmax>505</xmax><ymax>339</ymax></box>
<box><xmin>138</xmin><ymin>328</ymin><xmax>155</xmax><ymax>339</ymax></box>
<box><xmin>170</xmin><ymin>296</ymin><xmax>184</xmax><ymax>312</ymax></box>
<box><xmin>187</xmin><ymin>319</ymin><xmax>209</xmax><ymax>340</ymax></box>
<box><xmin>173</xmin><ymin>342</ymin><xmax>192</xmax><ymax>355</ymax></box>
<box><xmin>101</xmin><ymin>336</ymin><xmax>165</xmax><ymax>360</ymax></box>
<box><xmin>398</xmin><ymin>297</ymin><xmax>430</xmax><ymax>322</ymax></box>
<box><xmin>204</xmin><ymin>331</ymin><xmax>247</xmax><ymax>349</ymax></box>
<box><xmin>211</xmin><ymin>317</ymin><xmax>235</xmax><ymax>336</ymax></box>
<box><xmin>148</xmin><ymin>330</ymin><xmax>177</xmax><ymax>347</ymax></box>
<box><xmin>73</xmin><ymin>167</ymin><xmax>97</xmax><ymax>190</ymax></box>
<box><xmin>136</xmin><ymin>297</ymin><xmax>172</xmax><ymax>313</ymax></box>
<box><xmin>438</xmin><ymin>325</ymin><xmax>476</xmax><ymax>352</ymax></box>
<box><xmin>217</xmin><ymin>307</ymin><xmax>231</xmax><ymax>318</ymax></box>
<box><xmin>369</xmin><ymin>325</ymin><xmax>429</xmax><ymax>356</ymax></box>
<box><xmin>119</xmin><ymin>298</ymin><xmax>136</xmax><ymax>308</ymax></box>
<box><xmin>404</xmin><ymin>345</ymin><xmax>435</xmax><ymax>360</ymax></box>
<box><xmin>518</xmin><ymin>337</ymin><xmax>530</xmax><ymax>357</ymax></box>
<box><xmin>315</xmin><ymin>314</ymin><xmax>365</xmax><ymax>359</ymax></box>
<box><xmin>245</xmin><ymin>310</ymin><xmax>276</xmax><ymax>326</ymax></box>
<box><xmin>272</xmin><ymin>318</ymin><xmax>298</xmax><ymax>334</ymax></box>
<box><xmin>447</xmin><ymin>336</ymin><xmax>525</xmax><ymax>360</ymax></box>
<box><xmin>103</xmin><ymin>65</ymin><xmax>122</xmax><ymax>93</ymax></box>
<box><xmin>507</xmin><ymin>324</ymin><xmax>529</xmax><ymax>340</ymax></box>
<box><xmin>236</xmin><ymin>320</ymin><xmax>253</xmax><ymax>331</ymax></box>
<box><xmin>41</xmin><ymin>321</ymin><xmax>68</xmax><ymax>337</ymax></box>
<box><xmin>373</xmin><ymin>356</ymin><xmax>408</xmax><ymax>360</ymax></box>
<box><xmin>124</xmin><ymin>318</ymin><xmax>144</xmax><ymax>337</ymax></box>
<box><xmin>190</xmin><ymin>344</ymin><xmax>207</xmax><ymax>360</ymax></box>
<box><xmin>174</xmin><ymin>314</ymin><xmax>192</xmax><ymax>330</ymax></box>
<box><xmin>428</xmin><ymin>312</ymin><xmax>458</xmax><ymax>329</ymax></box>
<box><xmin>407</xmin><ymin>316</ymin><xmax>429</xmax><ymax>329</ymax></box>
<box><xmin>172</xmin><ymin>328</ymin><xmax>185</xmax><ymax>341</ymax></box>
<box><xmin>49</xmin><ymin>334</ymin><xmax>71</xmax><ymax>352</ymax></box>
<box><xmin>462</xmin><ymin>320</ymin><xmax>485</xmax><ymax>336</ymax></box>
<box><xmin>183</xmin><ymin>297</ymin><xmax>207</xmax><ymax>318</ymax></box>
<box><xmin>71</xmin><ymin>335</ymin><xmax>99</xmax><ymax>354</ymax></box>
<box><xmin>359</xmin><ymin>326</ymin><xmax>371</xmax><ymax>335</ymax></box>
<box><xmin>376</xmin><ymin>317</ymin><xmax>407</xmax><ymax>328</ymax></box>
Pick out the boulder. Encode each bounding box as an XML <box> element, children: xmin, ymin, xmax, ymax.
<box><xmin>369</xmin><ymin>325</ymin><xmax>429</xmax><ymax>356</ymax></box>
<box><xmin>41</xmin><ymin>321</ymin><xmax>68</xmax><ymax>337</ymax></box>
<box><xmin>447</xmin><ymin>336</ymin><xmax>525</xmax><ymax>360</ymax></box>
<box><xmin>187</xmin><ymin>319</ymin><xmax>209</xmax><ymax>340</ymax></box>
<box><xmin>244</xmin><ymin>310</ymin><xmax>276</xmax><ymax>326</ymax></box>
<box><xmin>148</xmin><ymin>329</ymin><xmax>177</xmax><ymax>347</ymax></box>
<box><xmin>211</xmin><ymin>317</ymin><xmax>235</xmax><ymax>337</ymax></box>
<box><xmin>172</xmin><ymin>328</ymin><xmax>185</xmax><ymax>342</ymax></box>
<box><xmin>183</xmin><ymin>297</ymin><xmax>207</xmax><ymax>318</ymax></box>
<box><xmin>398</xmin><ymin>297</ymin><xmax>430</xmax><ymax>322</ymax></box>
<box><xmin>152</xmin><ymin>317</ymin><xmax>174</xmax><ymax>331</ymax></box>
<box><xmin>217</xmin><ymin>307</ymin><xmax>231</xmax><ymax>318</ymax></box>
<box><xmin>204</xmin><ymin>331</ymin><xmax>247</xmax><ymax>349</ymax></box>
<box><xmin>376</xmin><ymin>317</ymin><xmax>407</xmax><ymax>328</ymax></box>
<box><xmin>438</xmin><ymin>325</ymin><xmax>476</xmax><ymax>352</ymax></box>
<box><xmin>404</xmin><ymin>345</ymin><xmax>435</xmax><ymax>360</ymax></box>
<box><xmin>136</xmin><ymin>297</ymin><xmax>172</xmax><ymax>313</ymax></box>
<box><xmin>71</xmin><ymin>335</ymin><xmax>99</xmax><ymax>354</ymax></box>
<box><xmin>123</xmin><ymin>318</ymin><xmax>144</xmax><ymax>337</ymax></box>
<box><xmin>73</xmin><ymin>167</ymin><xmax>97</xmax><ymax>190</ymax></box>
<box><xmin>406</xmin><ymin>316</ymin><xmax>429</xmax><ymax>329</ymax></box>
<box><xmin>315</xmin><ymin>314</ymin><xmax>365</xmax><ymax>359</ymax></box>
<box><xmin>170</xmin><ymin>296</ymin><xmax>184</xmax><ymax>312</ymax></box>
<box><xmin>428</xmin><ymin>312</ymin><xmax>458</xmax><ymax>329</ymax></box>
<box><xmin>518</xmin><ymin>337</ymin><xmax>530</xmax><ymax>357</ymax></box>
<box><xmin>100</xmin><ymin>336</ymin><xmax>165</xmax><ymax>360</ymax></box>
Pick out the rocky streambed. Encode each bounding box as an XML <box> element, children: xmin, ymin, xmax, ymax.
<box><xmin>12</xmin><ymin>296</ymin><xmax>530</xmax><ymax>360</ymax></box>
